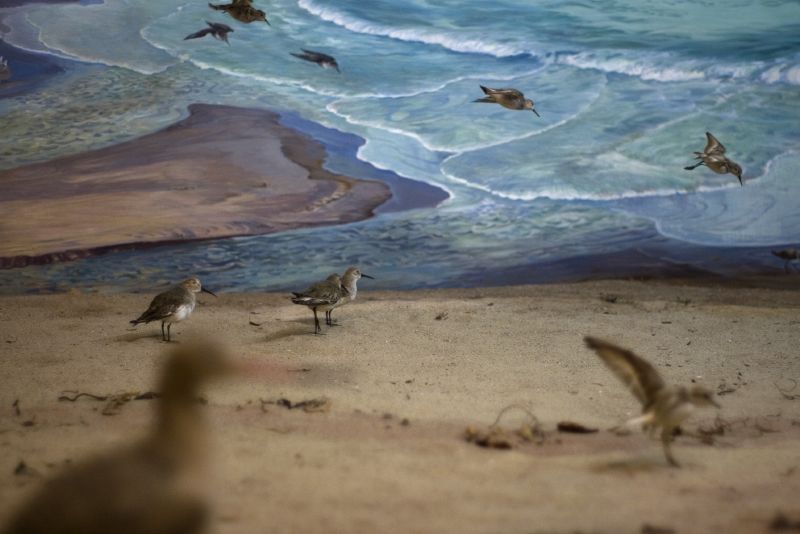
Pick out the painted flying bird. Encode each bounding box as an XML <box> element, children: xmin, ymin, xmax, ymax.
<box><xmin>473</xmin><ymin>85</ymin><xmax>540</xmax><ymax>116</ymax></box>
<box><xmin>684</xmin><ymin>132</ymin><xmax>743</xmax><ymax>186</ymax></box>
<box><xmin>130</xmin><ymin>278</ymin><xmax>217</xmax><ymax>342</ymax></box>
<box><xmin>584</xmin><ymin>336</ymin><xmax>720</xmax><ymax>467</ymax></box>
<box><xmin>290</xmin><ymin>49</ymin><xmax>340</xmax><ymax>73</ymax></box>
<box><xmin>772</xmin><ymin>248</ymin><xmax>800</xmax><ymax>273</ymax></box>
<box><xmin>208</xmin><ymin>0</ymin><xmax>270</xmax><ymax>25</ymax></box>
<box><xmin>184</xmin><ymin>21</ymin><xmax>234</xmax><ymax>44</ymax></box>
<box><xmin>291</xmin><ymin>274</ymin><xmax>347</xmax><ymax>334</ymax></box>
<box><xmin>327</xmin><ymin>266</ymin><xmax>373</xmax><ymax>326</ymax></box>
<box><xmin>183</xmin><ymin>21</ymin><xmax>233</xmax><ymax>45</ymax></box>
<box><xmin>1</xmin><ymin>341</ymin><xmax>236</xmax><ymax>534</ymax></box>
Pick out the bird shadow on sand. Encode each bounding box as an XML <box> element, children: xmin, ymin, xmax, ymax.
<box><xmin>259</xmin><ymin>326</ymin><xmax>314</xmax><ymax>343</ymax></box>
<box><xmin>114</xmin><ymin>329</ymin><xmax>174</xmax><ymax>343</ymax></box>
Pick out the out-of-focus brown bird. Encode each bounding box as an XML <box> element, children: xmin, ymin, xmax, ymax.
<box><xmin>772</xmin><ymin>248</ymin><xmax>800</xmax><ymax>273</ymax></box>
<box><xmin>473</xmin><ymin>85</ymin><xmax>540</xmax><ymax>116</ymax></box>
<box><xmin>584</xmin><ymin>336</ymin><xmax>720</xmax><ymax>467</ymax></box>
<box><xmin>208</xmin><ymin>0</ymin><xmax>270</xmax><ymax>25</ymax></box>
<box><xmin>2</xmin><ymin>341</ymin><xmax>236</xmax><ymax>534</ymax></box>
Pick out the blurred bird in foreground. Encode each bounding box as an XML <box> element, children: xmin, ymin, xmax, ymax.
<box><xmin>2</xmin><ymin>341</ymin><xmax>238</xmax><ymax>534</ymax></box>
<box><xmin>772</xmin><ymin>248</ymin><xmax>800</xmax><ymax>273</ymax></box>
<box><xmin>584</xmin><ymin>336</ymin><xmax>720</xmax><ymax>467</ymax></box>
<box><xmin>130</xmin><ymin>277</ymin><xmax>217</xmax><ymax>342</ymax></box>
<box><xmin>684</xmin><ymin>132</ymin><xmax>743</xmax><ymax>186</ymax></box>
<box><xmin>184</xmin><ymin>21</ymin><xmax>234</xmax><ymax>44</ymax></box>
<box><xmin>473</xmin><ymin>85</ymin><xmax>540</xmax><ymax>116</ymax></box>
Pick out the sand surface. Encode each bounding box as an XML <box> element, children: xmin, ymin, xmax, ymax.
<box><xmin>1</xmin><ymin>279</ymin><xmax>800</xmax><ymax>533</ymax></box>
<box><xmin>0</xmin><ymin>103</ymin><xmax>391</xmax><ymax>267</ymax></box>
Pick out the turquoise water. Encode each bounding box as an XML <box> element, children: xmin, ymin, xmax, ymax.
<box><xmin>1</xmin><ymin>0</ymin><xmax>799</xmax><ymax>292</ymax></box>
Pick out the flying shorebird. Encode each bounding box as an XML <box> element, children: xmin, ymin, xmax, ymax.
<box><xmin>184</xmin><ymin>21</ymin><xmax>234</xmax><ymax>44</ymax></box>
<box><xmin>291</xmin><ymin>274</ymin><xmax>347</xmax><ymax>334</ymax></box>
<box><xmin>290</xmin><ymin>49</ymin><xmax>340</xmax><ymax>73</ymax></box>
<box><xmin>130</xmin><ymin>277</ymin><xmax>217</xmax><ymax>342</ymax></box>
<box><xmin>473</xmin><ymin>85</ymin><xmax>540</xmax><ymax>117</ymax></box>
<box><xmin>684</xmin><ymin>132</ymin><xmax>743</xmax><ymax>186</ymax></box>
<box><xmin>2</xmin><ymin>340</ymin><xmax>237</xmax><ymax>534</ymax></box>
<box><xmin>772</xmin><ymin>248</ymin><xmax>800</xmax><ymax>273</ymax></box>
<box><xmin>327</xmin><ymin>266</ymin><xmax>374</xmax><ymax>326</ymax></box>
<box><xmin>584</xmin><ymin>336</ymin><xmax>720</xmax><ymax>467</ymax></box>
<box><xmin>208</xmin><ymin>0</ymin><xmax>270</xmax><ymax>25</ymax></box>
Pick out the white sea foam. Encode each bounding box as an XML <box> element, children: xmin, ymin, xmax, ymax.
<box><xmin>760</xmin><ymin>63</ymin><xmax>800</xmax><ymax>86</ymax></box>
<box><xmin>297</xmin><ymin>0</ymin><xmax>533</xmax><ymax>58</ymax></box>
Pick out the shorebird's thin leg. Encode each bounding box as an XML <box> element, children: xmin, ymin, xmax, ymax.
<box><xmin>329</xmin><ymin>311</ymin><xmax>339</xmax><ymax>327</ymax></box>
<box><xmin>325</xmin><ymin>310</ymin><xmax>331</xmax><ymax>326</ymax></box>
<box><xmin>661</xmin><ymin>428</ymin><xmax>680</xmax><ymax>468</ymax></box>
<box><xmin>785</xmin><ymin>260</ymin><xmax>791</xmax><ymax>274</ymax></box>
<box><xmin>313</xmin><ymin>309</ymin><xmax>321</xmax><ymax>335</ymax></box>
<box><xmin>684</xmin><ymin>161</ymin><xmax>705</xmax><ymax>171</ymax></box>
<box><xmin>161</xmin><ymin>322</ymin><xmax>166</xmax><ymax>341</ymax></box>
<box><xmin>167</xmin><ymin>323</ymin><xmax>172</xmax><ymax>342</ymax></box>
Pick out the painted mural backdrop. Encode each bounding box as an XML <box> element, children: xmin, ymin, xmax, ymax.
<box><xmin>0</xmin><ymin>0</ymin><xmax>799</xmax><ymax>292</ymax></box>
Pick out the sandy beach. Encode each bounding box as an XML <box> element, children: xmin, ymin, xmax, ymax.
<box><xmin>1</xmin><ymin>279</ymin><xmax>799</xmax><ymax>533</ymax></box>
<box><xmin>0</xmin><ymin>103</ymin><xmax>393</xmax><ymax>268</ymax></box>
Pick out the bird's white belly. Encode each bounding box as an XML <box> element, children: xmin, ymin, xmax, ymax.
<box><xmin>167</xmin><ymin>303</ymin><xmax>194</xmax><ymax>323</ymax></box>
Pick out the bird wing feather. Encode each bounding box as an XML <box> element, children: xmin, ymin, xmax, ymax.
<box><xmin>184</xmin><ymin>28</ymin><xmax>213</xmax><ymax>40</ymax></box>
<box><xmin>133</xmin><ymin>287</ymin><xmax>189</xmax><ymax>323</ymax></box>
<box><xmin>704</xmin><ymin>132</ymin><xmax>726</xmax><ymax>155</ymax></box>
<box><xmin>584</xmin><ymin>336</ymin><xmax>665</xmax><ymax>406</ymax></box>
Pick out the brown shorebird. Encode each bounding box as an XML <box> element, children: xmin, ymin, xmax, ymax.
<box><xmin>184</xmin><ymin>21</ymin><xmax>234</xmax><ymax>44</ymax></box>
<box><xmin>290</xmin><ymin>49</ymin><xmax>340</xmax><ymax>73</ymax></box>
<box><xmin>130</xmin><ymin>278</ymin><xmax>217</xmax><ymax>342</ymax></box>
<box><xmin>209</xmin><ymin>0</ymin><xmax>270</xmax><ymax>25</ymax></box>
<box><xmin>584</xmin><ymin>336</ymin><xmax>720</xmax><ymax>467</ymax></box>
<box><xmin>2</xmin><ymin>341</ymin><xmax>236</xmax><ymax>534</ymax></box>
<box><xmin>473</xmin><ymin>85</ymin><xmax>540</xmax><ymax>116</ymax></box>
<box><xmin>772</xmin><ymin>248</ymin><xmax>800</xmax><ymax>273</ymax></box>
<box><xmin>291</xmin><ymin>274</ymin><xmax>347</xmax><ymax>334</ymax></box>
<box><xmin>327</xmin><ymin>266</ymin><xmax>374</xmax><ymax>326</ymax></box>
<box><xmin>0</xmin><ymin>56</ymin><xmax>11</xmax><ymax>82</ymax></box>
<box><xmin>684</xmin><ymin>132</ymin><xmax>743</xmax><ymax>186</ymax></box>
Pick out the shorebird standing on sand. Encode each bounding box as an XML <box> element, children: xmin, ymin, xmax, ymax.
<box><xmin>291</xmin><ymin>274</ymin><xmax>347</xmax><ymax>334</ymax></box>
<box><xmin>290</xmin><ymin>49</ymin><xmax>341</xmax><ymax>73</ymax></box>
<box><xmin>772</xmin><ymin>248</ymin><xmax>800</xmax><ymax>273</ymax></box>
<box><xmin>208</xmin><ymin>0</ymin><xmax>270</xmax><ymax>25</ymax></box>
<box><xmin>684</xmin><ymin>132</ymin><xmax>743</xmax><ymax>186</ymax></box>
<box><xmin>0</xmin><ymin>57</ymin><xmax>11</xmax><ymax>82</ymax></box>
<box><xmin>130</xmin><ymin>277</ymin><xmax>217</xmax><ymax>342</ymax></box>
<box><xmin>473</xmin><ymin>85</ymin><xmax>540</xmax><ymax>117</ymax></box>
<box><xmin>584</xmin><ymin>336</ymin><xmax>720</xmax><ymax>467</ymax></box>
<box><xmin>327</xmin><ymin>266</ymin><xmax>374</xmax><ymax>326</ymax></box>
<box><xmin>184</xmin><ymin>21</ymin><xmax>234</xmax><ymax>44</ymax></box>
<box><xmin>2</xmin><ymin>340</ymin><xmax>237</xmax><ymax>534</ymax></box>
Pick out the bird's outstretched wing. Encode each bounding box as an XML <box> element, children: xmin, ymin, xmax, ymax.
<box><xmin>481</xmin><ymin>86</ymin><xmax>524</xmax><ymax>99</ymax></box>
<box><xmin>302</xmin><ymin>49</ymin><xmax>334</xmax><ymax>62</ymax></box>
<box><xmin>704</xmin><ymin>132</ymin><xmax>726</xmax><ymax>155</ymax></box>
<box><xmin>184</xmin><ymin>28</ymin><xmax>213</xmax><ymax>40</ymax></box>
<box><xmin>584</xmin><ymin>336</ymin><xmax>665</xmax><ymax>407</ymax></box>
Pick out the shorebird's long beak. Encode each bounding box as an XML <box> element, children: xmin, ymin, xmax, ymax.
<box><xmin>202</xmin><ymin>287</ymin><xmax>218</xmax><ymax>297</ymax></box>
<box><xmin>532</xmin><ymin>109</ymin><xmax>541</xmax><ymax>117</ymax></box>
<box><xmin>265</xmin><ymin>18</ymin><xmax>271</xmax><ymax>26</ymax></box>
<box><xmin>361</xmin><ymin>274</ymin><xmax>375</xmax><ymax>279</ymax></box>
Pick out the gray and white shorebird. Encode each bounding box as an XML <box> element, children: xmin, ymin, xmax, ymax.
<box><xmin>184</xmin><ymin>21</ymin><xmax>234</xmax><ymax>44</ymax></box>
<box><xmin>584</xmin><ymin>336</ymin><xmax>720</xmax><ymax>467</ymax></box>
<box><xmin>473</xmin><ymin>85</ymin><xmax>540</xmax><ymax>117</ymax></box>
<box><xmin>0</xmin><ymin>57</ymin><xmax>11</xmax><ymax>82</ymax></box>
<box><xmin>291</xmin><ymin>274</ymin><xmax>347</xmax><ymax>334</ymax></box>
<box><xmin>772</xmin><ymin>248</ymin><xmax>800</xmax><ymax>273</ymax></box>
<box><xmin>327</xmin><ymin>266</ymin><xmax>374</xmax><ymax>326</ymax></box>
<box><xmin>130</xmin><ymin>278</ymin><xmax>217</xmax><ymax>342</ymax></box>
<box><xmin>2</xmin><ymin>341</ymin><xmax>236</xmax><ymax>534</ymax></box>
<box><xmin>684</xmin><ymin>132</ymin><xmax>743</xmax><ymax>186</ymax></box>
<box><xmin>290</xmin><ymin>49</ymin><xmax>340</xmax><ymax>73</ymax></box>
